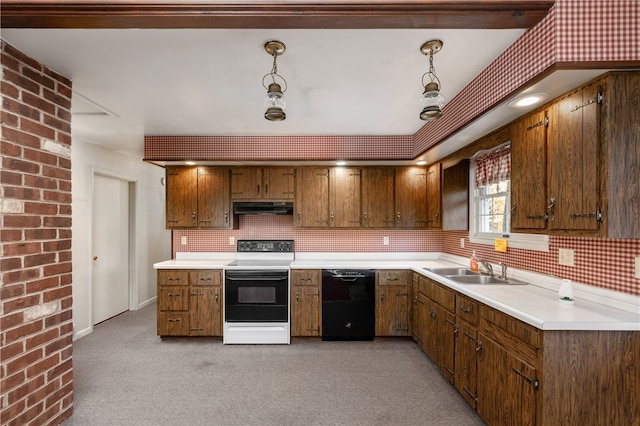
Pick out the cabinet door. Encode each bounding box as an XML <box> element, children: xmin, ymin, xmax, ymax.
<box><xmin>295</xmin><ymin>168</ymin><xmax>330</xmax><ymax>228</ymax></box>
<box><xmin>264</xmin><ymin>167</ymin><xmax>296</xmax><ymax>200</ymax></box>
<box><xmin>166</xmin><ymin>167</ymin><xmax>197</xmax><ymax>228</ymax></box>
<box><xmin>198</xmin><ymin>167</ymin><xmax>232</xmax><ymax>228</ymax></box>
<box><xmin>426</xmin><ymin>163</ymin><xmax>442</xmax><ymax>229</ymax></box>
<box><xmin>415</xmin><ymin>292</ymin><xmax>429</xmax><ymax>353</ymax></box>
<box><xmin>477</xmin><ymin>333</ymin><xmax>537</xmax><ymax>426</ymax></box>
<box><xmin>362</xmin><ymin>168</ymin><xmax>395</xmax><ymax>228</ymax></box>
<box><xmin>455</xmin><ymin>320</ymin><xmax>478</xmax><ymax>409</ymax></box>
<box><xmin>511</xmin><ymin>110</ymin><xmax>548</xmax><ymax>231</ymax></box>
<box><xmin>189</xmin><ymin>286</ymin><xmax>221</xmax><ymax>336</ymax></box>
<box><xmin>376</xmin><ymin>269</ymin><xmax>410</xmax><ymax>337</ymax></box>
<box><xmin>231</xmin><ymin>167</ymin><xmax>262</xmax><ymax>199</ymax></box>
<box><xmin>291</xmin><ymin>285</ymin><xmax>321</xmax><ymax>336</ymax></box>
<box><xmin>395</xmin><ymin>167</ymin><xmax>427</xmax><ymax>228</ymax></box>
<box><xmin>548</xmin><ymin>83</ymin><xmax>601</xmax><ymax>232</ymax></box>
<box><xmin>442</xmin><ymin>160</ymin><xmax>469</xmax><ymax>231</ymax></box>
<box><xmin>330</xmin><ymin>167</ymin><xmax>361</xmax><ymax>228</ymax></box>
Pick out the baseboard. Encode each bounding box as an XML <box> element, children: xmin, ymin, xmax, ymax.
<box><xmin>74</xmin><ymin>326</ymin><xmax>93</xmax><ymax>341</ymax></box>
<box><xmin>137</xmin><ymin>296</ymin><xmax>157</xmax><ymax>310</ymax></box>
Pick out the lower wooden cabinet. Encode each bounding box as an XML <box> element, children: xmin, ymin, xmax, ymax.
<box><xmin>157</xmin><ymin>269</ymin><xmax>222</xmax><ymax>337</ymax></box>
<box><xmin>290</xmin><ymin>269</ymin><xmax>322</xmax><ymax>336</ymax></box>
<box><xmin>375</xmin><ymin>270</ymin><xmax>410</xmax><ymax>336</ymax></box>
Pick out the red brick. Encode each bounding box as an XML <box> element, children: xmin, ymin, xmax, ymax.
<box><xmin>57</xmin><ymin>108</ymin><xmax>72</xmax><ymax>122</ymax></box>
<box><xmin>58</xmin><ymin>250</ymin><xmax>72</xmax><ymax>262</ymax></box>
<box><xmin>3</xmin><ymin>97</ymin><xmax>41</xmax><ymax>121</ymax></box>
<box><xmin>26</xmin><ymin>276</ymin><xmax>60</xmax><ymax>294</ymax></box>
<box><xmin>1</xmin><ymin>126</ymin><xmax>41</xmax><ymax>149</ymax></box>
<box><xmin>22</xmin><ymin>66</ymin><xmax>56</xmax><ymax>91</ymax></box>
<box><xmin>58</xmin><ymin>229</ymin><xmax>71</xmax><ymax>239</ymax></box>
<box><xmin>42</xmin><ymin>240</ymin><xmax>72</xmax><ymax>253</ymax></box>
<box><xmin>4</xmin><ymin>321</ymin><xmax>43</xmax><ymax>346</ymax></box>
<box><xmin>56</xmin><ymin>79</ymin><xmax>72</xmax><ymax>96</ymax></box>
<box><xmin>42</xmin><ymin>165</ymin><xmax>71</xmax><ymax>180</ymax></box>
<box><xmin>1</xmin><ymin>186</ymin><xmax>41</xmax><ymax>201</ymax></box>
<box><xmin>58</xmin><ymin>156</ymin><xmax>71</xmax><ymax>169</ymax></box>
<box><xmin>3</xmin><ymin>68</ymin><xmax>41</xmax><ymax>96</ymax></box>
<box><xmin>3</xmin><ymin>268</ymin><xmax>41</xmax><ymax>286</ymax></box>
<box><xmin>60</xmin><ymin>345</ymin><xmax>73</xmax><ymax>361</ymax></box>
<box><xmin>43</xmin><ymin>88</ymin><xmax>72</xmax><ymax>110</ymax></box>
<box><xmin>0</xmin><ymin>341</ymin><xmax>25</xmax><ymax>362</ymax></box>
<box><xmin>21</xmin><ymin>117</ymin><xmax>56</xmax><ymax>139</ymax></box>
<box><xmin>59</xmin><ymin>180</ymin><xmax>72</xmax><ymax>192</ymax></box>
<box><xmin>4</xmin><ymin>156</ymin><xmax>41</xmax><ymax>173</ymax></box>
<box><xmin>14</xmin><ymin>402</ymin><xmax>46</xmax><ymax>426</ymax></box>
<box><xmin>0</xmin><ymin>284</ymin><xmax>25</xmax><ymax>300</ymax></box>
<box><xmin>2</xmin><ymin>293</ymin><xmax>41</xmax><ymax>314</ymax></box>
<box><xmin>32</xmin><ymin>404</ymin><xmax>61</xmax><ymax>426</ymax></box>
<box><xmin>42</xmin><ymin>191</ymin><xmax>72</xmax><ymax>204</ymax></box>
<box><xmin>60</xmin><ymin>297</ymin><xmax>73</xmax><ymax>310</ymax></box>
<box><xmin>45</xmin><ymin>335</ymin><xmax>72</xmax><ymax>358</ymax></box>
<box><xmin>61</xmin><ymin>369</ymin><xmax>73</xmax><ymax>386</ymax></box>
<box><xmin>1</xmin><ymin>140</ymin><xmax>23</xmax><ymax>156</ymax></box>
<box><xmin>43</xmin><ymin>114</ymin><xmax>70</xmax><ymax>133</ymax></box>
<box><xmin>5</xmin><ymin>347</ymin><xmax>43</xmax><ymax>376</ymax></box>
<box><xmin>2</xmin><ymin>215</ymin><xmax>42</xmax><ymax>229</ymax></box>
<box><xmin>0</xmin><ymin>229</ymin><xmax>23</xmax><ymax>242</ymax></box>
<box><xmin>59</xmin><ymin>273</ymin><xmax>72</xmax><ymax>286</ymax></box>
<box><xmin>43</xmin><ymin>285</ymin><xmax>72</xmax><ymax>303</ymax></box>
<box><xmin>22</xmin><ymin>91</ymin><xmax>56</xmax><ymax>115</ymax></box>
<box><xmin>8</xmin><ymin>374</ymin><xmax>45</xmax><ymax>405</ymax></box>
<box><xmin>25</xmin><ymin>201</ymin><xmax>59</xmax><ymax>215</ymax></box>
<box><xmin>27</xmin><ymin>353</ymin><xmax>60</xmax><ymax>379</ymax></box>
<box><xmin>42</xmin><ymin>261</ymin><xmax>72</xmax><ymax>277</ymax></box>
<box><xmin>25</xmin><ymin>328</ymin><xmax>59</xmax><ymax>351</ymax></box>
<box><xmin>1</xmin><ymin>109</ymin><xmax>19</xmax><ymax>127</ymax></box>
<box><xmin>3</xmin><ymin>43</ymin><xmax>42</xmax><ymax>71</ymax></box>
<box><xmin>47</xmin><ymin>358</ymin><xmax>72</xmax><ymax>382</ymax></box>
<box><xmin>0</xmin><ymin>371</ymin><xmax>25</xmax><ymax>395</ymax></box>
<box><xmin>1</xmin><ymin>256</ymin><xmax>23</xmax><ymax>271</ymax></box>
<box><xmin>26</xmin><ymin>380</ymin><xmax>56</xmax><ymax>407</ymax></box>
<box><xmin>24</xmin><ymin>148</ymin><xmax>59</xmax><ymax>167</ymax></box>
<box><xmin>0</xmin><ymin>399</ymin><xmax>25</xmax><ymax>426</ymax></box>
<box><xmin>45</xmin><ymin>382</ymin><xmax>72</xmax><ymax>408</ymax></box>
<box><xmin>2</xmin><ymin>241</ymin><xmax>41</xmax><ymax>256</ymax></box>
<box><xmin>24</xmin><ymin>253</ymin><xmax>56</xmax><ymax>268</ymax></box>
<box><xmin>0</xmin><ymin>169</ymin><xmax>23</xmax><ymax>185</ymax></box>
<box><xmin>44</xmin><ymin>311</ymin><xmax>71</xmax><ymax>328</ymax></box>
<box><xmin>42</xmin><ymin>215</ymin><xmax>71</xmax><ymax>227</ymax></box>
<box><xmin>24</xmin><ymin>228</ymin><xmax>56</xmax><ymax>240</ymax></box>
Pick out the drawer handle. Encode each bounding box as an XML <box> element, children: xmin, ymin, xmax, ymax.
<box><xmin>167</xmin><ymin>292</ymin><xmax>181</xmax><ymax>297</ymax></box>
<box><xmin>459</xmin><ymin>305</ymin><xmax>472</xmax><ymax>314</ymax></box>
<box><xmin>168</xmin><ymin>318</ymin><xmax>181</xmax><ymax>322</ymax></box>
<box><xmin>463</xmin><ymin>387</ymin><xmax>478</xmax><ymax>402</ymax></box>
<box><xmin>512</xmin><ymin>368</ymin><xmax>540</xmax><ymax>390</ymax></box>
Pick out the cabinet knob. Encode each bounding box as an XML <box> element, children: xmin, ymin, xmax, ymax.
<box><xmin>296</xmin><ymin>290</ymin><xmax>299</xmax><ymax>302</ymax></box>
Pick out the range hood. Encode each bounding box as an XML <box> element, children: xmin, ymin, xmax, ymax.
<box><xmin>233</xmin><ymin>201</ymin><xmax>294</xmax><ymax>215</ymax></box>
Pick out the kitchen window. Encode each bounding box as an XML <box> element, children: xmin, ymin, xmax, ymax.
<box><xmin>469</xmin><ymin>144</ymin><xmax>549</xmax><ymax>252</ymax></box>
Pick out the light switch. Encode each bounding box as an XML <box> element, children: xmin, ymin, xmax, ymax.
<box><xmin>460</xmin><ymin>238</ymin><xmax>465</xmax><ymax>248</ymax></box>
<box><xmin>558</xmin><ymin>248</ymin><xmax>575</xmax><ymax>267</ymax></box>
<box><xmin>229</xmin><ymin>236</ymin><xmax>235</xmax><ymax>245</ymax></box>
<box><xmin>181</xmin><ymin>236</ymin><xmax>187</xmax><ymax>245</ymax></box>
<box><xmin>383</xmin><ymin>236</ymin><xmax>390</xmax><ymax>245</ymax></box>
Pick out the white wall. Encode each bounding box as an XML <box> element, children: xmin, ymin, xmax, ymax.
<box><xmin>71</xmin><ymin>141</ymin><xmax>170</xmax><ymax>339</ymax></box>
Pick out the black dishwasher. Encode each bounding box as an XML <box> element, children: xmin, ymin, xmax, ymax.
<box><xmin>322</xmin><ymin>269</ymin><xmax>375</xmax><ymax>341</ymax></box>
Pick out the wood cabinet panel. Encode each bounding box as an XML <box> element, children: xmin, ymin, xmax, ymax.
<box><xmin>426</xmin><ymin>163</ymin><xmax>442</xmax><ymax>229</ymax></box>
<box><xmin>442</xmin><ymin>160</ymin><xmax>469</xmax><ymax>231</ymax></box>
<box><xmin>395</xmin><ymin>166</ymin><xmax>427</xmax><ymax>228</ymax></box>
<box><xmin>511</xmin><ymin>110</ymin><xmax>548</xmax><ymax>231</ymax></box>
<box><xmin>231</xmin><ymin>167</ymin><xmax>296</xmax><ymax>200</ymax></box>
<box><xmin>157</xmin><ymin>312</ymin><xmax>189</xmax><ymax>336</ymax></box>
<box><xmin>198</xmin><ymin>167</ymin><xmax>232</xmax><ymax>228</ymax></box>
<box><xmin>190</xmin><ymin>270</ymin><xmax>222</xmax><ymax>286</ymax></box>
<box><xmin>362</xmin><ymin>168</ymin><xmax>395</xmax><ymax>228</ymax></box>
<box><xmin>157</xmin><ymin>270</ymin><xmax>189</xmax><ymax>286</ymax></box>
<box><xmin>329</xmin><ymin>167</ymin><xmax>361</xmax><ymax>228</ymax></box>
<box><xmin>157</xmin><ymin>286</ymin><xmax>189</xmax><ymax>311</ymax></box>
<box><xmin>295</xmin><ymin>168</ymin><xmax>330</xmax><ymax>228</ymax></box>
<box><xmin>264</xmin><ymin>167</ymin><xmax>296</xmax><ymax>199</ymax></box>
<box><xmin>189</xmin><ymin>286</ymin><xmax>221</xmax><ymax>336</ymax></box>
<box><xmin>291</xmin><ymin>269</ymin><xmax>321</xmax><ymax>336</ymax></box>
<box><xmin>231</xmin><ymin>167</ymin><xmax>262</xmax><ymax>199</ymax></box>
<box><xmin>456</xmin><ymin>293</ymin><xmax>479</xmax><ymax>326</ymax></box>
<box><xmin>375</xmin><ymin>270</ymin><xmax>410</xmax><ymax>336</ymax></box>
<box><xmin>455</xmin><ymin>320</ymin><xmax>479</xmax><ymax>409</ymax></box>
<box><xmin>166</xmin><ymin>167</ymin><xmax>197</xmax><ymax>228</ymax></box>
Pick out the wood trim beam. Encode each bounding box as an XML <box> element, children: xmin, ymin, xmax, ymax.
<box><xmin>1</xmin><ymin>1</ymin><xmax>553</xmax><ymax>29</ymax></box>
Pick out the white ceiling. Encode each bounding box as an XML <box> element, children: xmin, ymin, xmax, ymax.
<box><xmin>2</xmin><ymin>28</ymin><xmax>528</xmax><ymax>158</ymax></box>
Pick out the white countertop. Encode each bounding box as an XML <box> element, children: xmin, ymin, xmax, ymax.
<box><xmin>153</xmin><ymin>252</ymin><xmax>640</xmax><ymax>331</ymax></box>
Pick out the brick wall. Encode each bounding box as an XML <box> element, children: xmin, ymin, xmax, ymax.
<box><xmin>1</xmin><ymin>41</ymin><xmax>74</xmax><ymax>425</ymax></box>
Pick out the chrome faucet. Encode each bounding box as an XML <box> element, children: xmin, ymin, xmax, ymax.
<box><xmin>478</xmin><ymin>259</ymin><xmax>493</xmax><ymax>277</ymax></box>
<box><xmin>499</xmin><ymin>263</ymin><xmax>508</xmax><ymax>280</ymax></box>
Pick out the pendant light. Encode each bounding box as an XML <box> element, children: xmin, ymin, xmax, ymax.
<box><xmin>419</xmin><ymin>39</ymin><xmax>445</xmax><ymax>121</ymax></box>
<box><xmin>262</xmin><ymin>40</ymin><xmax>287</xmax><ymax>121</ymax></box>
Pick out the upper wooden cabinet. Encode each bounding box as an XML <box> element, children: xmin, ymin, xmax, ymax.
<box><xmin>166</xmin><ymin>166</ymin><xmax>235</xmax><ymax>229</ymax></box>
<box><xmin>295</xmin><ymin>167</ymin><xmax>330</xmax><ymax>228</ymax></box>
<box><xmin>362</xmin><ymin>168</ymin><xmax>395</xmax><ymax>228</ymax></box>
<box><xmin>329</xmin><ymin>167</ymin><xmax>361</xmax><ymax>228</ymax></box>
<box><xmin>395</xmin><ymin>166</ymin><xmax>428</xmax><ymax>228</ymax></box>
<box><xmin>231</xmin><ymin>167</ymin><xmax>295</xmax><ymax>200</ymax></box>
<box><xmin>442</xmin><ymin>160</ymin><xmax>469</xmax><ymax>231</ymax></box>
<box><xmin>511</xmin><ymin>71</ymin><xmax>640</xmax><ymax>238</ymax></box>
<box><xmin>426</xmin><ymin>163</ymin><xmax>442</xmax><ymax>229</ymax></box>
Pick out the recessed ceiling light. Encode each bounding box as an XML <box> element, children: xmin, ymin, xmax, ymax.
<box><xmin>336</xmin><ymin>161</ymin><xmax>346</xmax><ymax>166</ymax></box>
<box><xmin>508</xmin><ymin>93</ymin><xmax>549</xmax><ymax>108</ymax></box>
<box><xmin>416</xmin><ymin>160</ymin><xmax>427</xmax><ymax>165</ymax></box>
<box><xmin>185</xmin><ymin>161</ymin><xmax>196</xmax><ymax>165</ymax></box>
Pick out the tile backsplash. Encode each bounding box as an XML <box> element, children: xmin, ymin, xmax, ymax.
<box><xmin>172</xmin><ymin>216</ymin><xmax>639</xmax><ymax>296</ymax></box>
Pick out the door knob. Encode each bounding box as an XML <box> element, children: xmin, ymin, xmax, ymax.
<box><xmin>93</xmin><ymin>256</ymin><xmax>98</xmax><ymax>261</ymax></box>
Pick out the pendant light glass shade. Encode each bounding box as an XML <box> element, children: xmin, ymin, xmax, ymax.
<box><xmin>419</xmin><ymin>40</ymin><xmax>445</xmax><ymax>122</ymax></box>
<box><xmin>262</xmin><ymin>41</ymin><xmax>287</xmax><ymax>122</ymax></box>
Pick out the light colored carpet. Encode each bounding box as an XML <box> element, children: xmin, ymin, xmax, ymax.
<box><xmin>65</xmin><ymin>303</ymin><xmax>485</xmax><ymax>425</ymax></box>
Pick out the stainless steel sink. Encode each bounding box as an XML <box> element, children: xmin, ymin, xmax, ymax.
<box><xmin>425</xmin><ymin>267</ymin><xmax>480</xmax><ymax>276</ymax></box>
<box><xmin>446</xmin><ymin>275</ymin><xmax>528</xmax><ymax>285</ymax></box>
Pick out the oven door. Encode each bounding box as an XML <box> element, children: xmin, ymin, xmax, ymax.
<box><xmin>224</xmin><ymin>270</ymin><xmax>289</xmax><ymax>322</ymax></box>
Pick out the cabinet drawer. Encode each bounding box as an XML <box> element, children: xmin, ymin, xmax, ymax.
<box><xmin>456</xmin><ymin>294</ymin><xmax>479</xmax><ymax>326</ymax></box>
<box><xmin>480</xmin><ymin>305</ymin><xmax>540</xmax><ymax>349</ymax></box>
<box><xmin>377</xmin><ymin>270</ymin><xmax>410</xmax><ymax>286</ymax></box>
<box><xmin>158</xmin><ymin>286</ymin><xmax>189</xmax><ymax>311</ymax></box>
<box><xmin>157</xmin><ymin>312</ymin><xmax>189</xmax><ymax>336</ymax></box>
<box><xmin>158</xmin><ymin>270</ymin><xmax>189</xmax><ymax>286</ymax></box>
<box><xmin>424</xmin><ymin>277</ymin><xmax>455</xmax><ymax>312</ymax></box>
<box><xmin>190</xmin><ymin>270</ymin><xmax>222</xmax><ymax>286</ymax></box>
<box><xmin>291</xmin><ymin>269</ymin><xmax>321</xmax><ymax>286</ymax></box>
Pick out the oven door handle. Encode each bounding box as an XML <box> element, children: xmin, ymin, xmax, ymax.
<box><xmin>225</xmin><ymin>276</ymin><xmax>288</xmax><ymax>282</ymax></box>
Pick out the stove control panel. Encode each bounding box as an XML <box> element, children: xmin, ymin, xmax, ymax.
<box><xmin>237</xmin><ymin>240</ymin><xmax>294</xmax><ymax>253</ymax></box>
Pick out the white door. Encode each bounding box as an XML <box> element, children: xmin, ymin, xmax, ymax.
<box><xmin>92</xmin><ymin>174</ymin><xmax>130</xmax><ymax>325</ymax></box>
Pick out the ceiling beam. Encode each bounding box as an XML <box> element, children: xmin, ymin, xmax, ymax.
<box><xmin>1</xmin><ymin>1</ymin><xmax>553</xmax><ymax>29</ymax></box>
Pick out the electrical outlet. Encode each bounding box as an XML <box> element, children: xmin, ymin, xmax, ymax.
<box><xmin>558</xmin><ymin>248</ymin><xmax>575</xmax><ymax>267</ymax></box>
<box><xmin>460</xmin><ymin>238</ymin><xmax>465</xmax><ymax>248</ymax></box>
<box><xmin>181</xmin><ymin>236</ymin><xmax>187</xmax><ymax>245</ymax></box>
<box><xmin>635</xmin><ymin>256</ymin><xmax>640</xmax><ymax>279</ymax></box>
<box><xmin>383</xmin><ymin>236</ymin><xmax>390</xmax><ymax>245</ymax></box>
<box><xmin>229</xmin><ymin>236</ymin><xmax>235</xmax><ymax>245</ymax></box>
